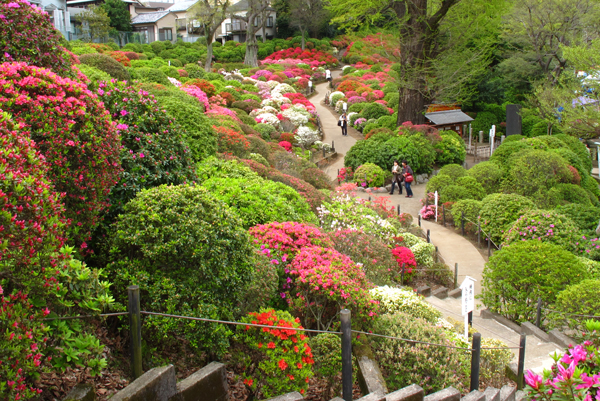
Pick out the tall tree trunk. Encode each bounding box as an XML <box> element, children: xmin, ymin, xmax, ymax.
<box><xmin>300</xmin><ymin>28</ymin><xmax>305</xmax><ymax>50</ymax></box>
<box><xmin>396</xmin><ymin>87</ymin><xmax>428</xmax><ymax>125</ymax></box>
<box><xmin>244</xmin><ymin>21</ymin><xmax>259</xmax><ymax>66</ymax></box>
<box><xmin>205</xmin><ymin>32</ymin><xmax>214</xmax><ymax>71</ymax></box>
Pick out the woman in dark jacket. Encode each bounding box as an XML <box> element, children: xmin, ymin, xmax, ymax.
<box><xmin>389</xmin><ymin>160</ymin><xmax>403</xmax><ymax>195</ymax></box>
<box><xmin>402</xmin><ymin>160</ymin><xmax>414</xmax><ymax>198</ymax></box>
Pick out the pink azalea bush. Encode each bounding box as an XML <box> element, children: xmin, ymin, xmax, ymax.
<box><xmin>181</xmin><ymin>84</ymin><xmax>209</xmax><ymax>110</ymax></box>
<box><xmin>249</xmin><ymin>222</ymin><xmax>333</xmax><ymax>257</ymax></box>
<box><xmin>286</xmin><ymin>246</ymin><xmax>379</xmax><ymax>331</ymax></box>
<box><xmin>525</xmin><ymin>322</ymin><xmax>600</xmax><ymax>401</ymax></box>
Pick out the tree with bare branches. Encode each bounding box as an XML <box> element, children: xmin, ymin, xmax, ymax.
<box><xmin>189</xmin><ymin>0</ymin><xmax>230</xmax><ymax>71</ymax></box>
<box><xmin>288</xmin><ymin>0</ymin><xmax>327</xmax><ymax>49</ymax></box>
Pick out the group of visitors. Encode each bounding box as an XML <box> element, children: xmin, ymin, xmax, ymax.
<box><xmin>390</xmin><ymin>160</ymin><xmax>414</xmax><ymax>197</ymax></box>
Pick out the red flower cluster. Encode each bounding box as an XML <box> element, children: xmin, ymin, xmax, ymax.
<box><xmin>214</xmin><ymin>125</ymin><xmax>250</xmax><ymax>157</ymax></box>
<box><xmin>262</xmin><ymin>47</ymin><xmax>337</xmax><ymax>67</ymax></box>
<box><xmin>186</xmin><ymin>79</ymin><xmax>216</xmax><ymax>97</ymax></box>
<box><xmin>0</xmin><ymin>62</ymin><xmax>122</xmax><ymax>246</ymax></box>
<box><xmin>391</xmin><ymin>246</ymin><xmax>417</xmax><ymax>275</ymax></box>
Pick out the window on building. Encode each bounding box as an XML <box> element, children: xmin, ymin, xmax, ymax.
<box><xmin>266</xmin><ymin>16</ymin><xmax>273</xmax><ymax>27</ymax></box>
<box><xmin>254</xmin><ymin>16</ymin><xmax>261</xmax><ymax>26</ymax></box>
<box><xmin>159</xmin><ymin>28</ymin><xmax>172</xmax><ymax>41</ymax></box>
<box><xmin>226</xmin><ymin>23</ymin><xmax>232</xmax><ymax>31</ymax></box>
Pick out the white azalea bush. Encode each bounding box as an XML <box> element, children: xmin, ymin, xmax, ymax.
<box><xmin>370</xmin><ymin>286</ymin><xmax>442</xmax><ymax>323</ymax></box>
<box><xmin>317</xmin><ymin>195</ymin><xmax>399</xmax><ymax>238</ymax></box>
<box><xmin>313</xmin><ymin>141</ymin><xmax>331</xmax><ymax>151</ymax></box>
<box><xmin>283</xmin><ymin>105</ymin><xmax>311</xmax><ymax>126</ymax></box>
<box><xmin>272</xmin><ymin>83</ymin><xmax>296</xmax><ymax>96</ymax></box>
<box><xmin>255</xmin><ymin>113</ymin><xmax>281</xmax><ymax>129</ymax></box>
<box><xmin>329</xmin><ymin>91</ymin><xmax>344</xmax><ymax>104</ymax></box>
<box><xmin>399</xmin><ymin>233</ymin><xmax>423</xmax><ymax>248</ymax></box>
<box><xmin>295</xmin><ymin>126</ymin><xmax>320</xmax><ymax>147</ymax></box>
<box><xmin>411</xmin><ymin>242</ymin><xmax>436</xmax><ymax>267</ymax></box>
<box><xmin>335</xmin><ymin>100</ymin><xmax>347</xmax><ymax>114</ymax></box>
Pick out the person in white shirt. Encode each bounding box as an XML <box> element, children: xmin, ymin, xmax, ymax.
<box><xmin>325</xmin><ymin>69</ymin><xmax>332</xmax><ymax>87</ymax></box>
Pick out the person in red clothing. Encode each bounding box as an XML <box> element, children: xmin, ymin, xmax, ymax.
<box><xmin>402</xmin><ymin>160</ymin><xmax>414</xmax><ymax>198</ymax></box>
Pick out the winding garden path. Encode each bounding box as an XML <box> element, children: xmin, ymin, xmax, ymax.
<box><xmin>314</xmin><ymin>71</ymin><xmax>560</xmax><ymax>373</ymax></box>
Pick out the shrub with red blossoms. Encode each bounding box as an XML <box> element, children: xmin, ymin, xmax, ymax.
<box><xmin>279</xmin><ymin>140</ymin><xmax>293</xmax><ymax>152</ymax></box>
<box><xmin>96</xmin><ymin>81</ymin><xmax>196</xmax><ymax>222</ymax></box>
<box><xmin>181</xmin><ymin>84</ymin><xmax>209</xmax><ymax>110</ymax></box>
<box><xmin>0</xmin><ymin>62</ymin><xmax>122</xmax><ymax>246</ymax></box>
<box><xmin>287</xmin><ymin>246</ymin><xmax>379</xmax><ymax>331</ymax></box>
<box><xmin>214</xmin><ymin>125</ymin><xmax>250</xmax><ymax>158</ymax></box>
<box><xmin>391</xmin><ymin>246</ymin><xmax>417</xmax><ymax>280</ymax></box>
<box><xmin>186</xmin><ymin>78</ymin><xmax>216</xmax><ymax>97</ymax></box>
<box><xmin>0</xmin><ymin>111</ymin><xmax>68</xmax><ymax>292</ymax></box>
<box><xmin>249</xmin><ymin>221</ymin><xmax>333</xmax><ymax>257</ymax></box>
<box><xmin>0</xmin><ymin>0</ymin><xmax>75</xmax><ymax>77</ymax></box>
<box><xmin>234</xmin><ymin>308</ymin><xmax>314</xmax><ymax>399</ymax></box>
<box><xmin>0</xmin><ymin>286</ymin><xmax>48</xmax><ymax>401</ymax></box>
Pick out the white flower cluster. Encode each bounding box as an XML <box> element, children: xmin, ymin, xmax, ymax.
<box><xmin>342</xmin><ymin>65</ymin><xmax>353</xmax><ymax>71</ymax></box>
<box><xmin>250</xmin><ymin>106</ymin><xmax>279</xmax><ymax>117</ymax></box>
<box><xmin>399</xmin><ymin>233</ymin><xmax>422</xmax><ymax>248</ymax></box>
<box><xmin>411</xmin><ymin>242</ymin><xmax>436</xmax><ymax>267</ymax></box>
<box><xmin>329</xmin><ymin>91</ymin><xmax>344</xmax><ymax>103</ymax></box>
<box><xmin>295</xmin><ymin>126</ymin><xmax>320</xmax><ymax>147</ymax></box>
<box><xmin>167</xmin><ymin>76</ymin><xmax>181</xmax><ymax>87</ymax></box>
<box><xmin>283</xmin><ymin>105</ymin><xmax>311</xmax><ymax>127</ymax></box>
<box><xmin>271</xmin><ymin>83</ymin><xmax>296</xmax><ymax>96</ymax></box>
<box><xmin>370</xmin><ymin>286</ymin><xmax>442</xmax><ymax>323</ymax></box>
<box><xmin>256</xmin><ymin>113</ymin><xmax>281</xmax><ymax>129</ymax></box>
<box><xmin>313</xmin><ymin>141</ymin><xmax>332</xmax><ymax>151</ymax></box>
<box><xmin>335</xmin><ymin>99</ymin><xmax>346</xmax><ymax>114</ymax></box>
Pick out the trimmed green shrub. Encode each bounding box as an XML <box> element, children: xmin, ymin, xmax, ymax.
<box><xmin>551</xmin><ymin>183</ymin><xmax>593</xmax><ymax>206</ymax></box>
<box><xmin>301</xmin><ymin>168</ymin><xmax>333</xmax><ymax>190</ymax></box>
<box><xmin>471</xmin><ymin>111</ymin><xmax>497</xmax><ymax>137</ymax></box>
<box><xmin>426</xmin><ymin>174</ymin><xmax>453</xmax><ymax>194</ymax></box>
<box><xmin>361</xmin><ymin>102</ymin><xmax>390</xmax><ymax>120</ymax></box>
<box><xmin>554</xmin><ymin>134</ymin><xmax>593</xmax><ymax>172</ymax></box>
<box><xmin>130</xmin><ymin>67</ymin><xmax>171</xmax><ymax>85</ymax></box>
<box><xmin>196</xmin><ymin>157</ymin><xmax>258</xmax><ymax>181</ymax></box>
<box><xmin>481</xmin><ymin>241</ymin><xmax>586</xmax><ymax>322</ymax></box>
<box><xmin>479</xmin><ymin>193</ymin><xmax>536</xmax><ymax>244</ymax></box>
<box><xmin>184</xmin><ymin>63</ymin><xmax>205</xmax><ymax>79</ymax></box>
<box><xmin>238</xmin><ymin>249</ymin><xmax>279</xmax><ymax>314</ymax></box>
<box><xmin>503</xmin><ymin>150</ymin><xmax>572</xmax><ymax>198</ymax></box>
<box><xmin>159</xmin><ymin>65</ymin><xmax>180</xmax><ymax>78</ymax></box>
<box><xmin>248</xmin><ymin>152</ymin><xmax>270</xmax><ymax>167</ymax></box>
<box><xmin>435</xmin><ymin>131</ymin><xmax>466</xmax><ymax>166</ymax></box>
<box><xmin>440</xmin><ymin>185</ymin><xmax>470</xmax><ymax>203</ymax></box>
<box><xmin>202</xmin><ymin>176</ymin><xmax>317</xmax><ymax>228</ymax></box>
<box><xmin>502</xmin><ymin>210</ymin><xmax>580</xmax><ymax>251</ymax></box>
<box><xmin>438</xmin><ymin>164</ymin><xmax>467</xmax><ymax>180</ymax></box>
<box><xmin>451</xmin><ymin>199</ymin><xmax>483</xmax><ymax>228</ymax></box>
<box><xmin>77</xmin><ymin>64</ymin><xmax>111</xmax><ymax>89</ymax></box>
<box><xmin>80</xmin><ymin>53</ymin><xmax>130</xmax><ymax>81</ymax></box>
<box><xmin>108</xmin><ymin>184</ymin><xmax>253</xmax><ymax>356</ymax></box>
<box><xmin>254</xmin><ymin>123</ymin><xmax>277</xmax><ymax>140</ymax></box>
<box><xmin>489</xmin><ymin>141</ymin><xmax>530</xmax><ymax>169</ymax></box>
<box><xmin>549</xmin><ymin>279</ymin><xmax>600</xmax><ymax>332</ymax></box>
<box><xmin>555</xmin><ymin>204</ymin><xmax>600</xmax><ymax>233</ymax></box>
<box><xmin>372</xmin><ymin>313</ymin><xmax>467</xmax><ymax>394</ymax></box>
<box><xmin>355</xmin><ymin>162</ymin><xmax>387</xmax><ymax>187</ymax></box>
<box><xmin>156</xmin><ymin>96</ymin><xmax>217</xmax><ymax>162</ymax></box>
<box><xmin>549</xmin><ymin>148</ymin><xmax>587</xmax><ymax>180</ymax></box>
<box><xmin>582</xmin><ymin>175</ymin><xmax>600</xmax><ymax>199</ymax></box>
<box><xmin>502</xmin><ymin>135</ymin><xmax>525</xmax><ymax>143</ymax></box>
<box><xmin>455</xmin><ymin>176</ymin><xmax>486</xmax><ymax>200</ymax></box>
<box><xmin>309</xmin><ymin>334</ymin><xmax>343</xmax><ymax>399</ymax></box>
<box><xmin>466</xmin><ymin>161</ymin><xmax>503</xmax><ymax>194</ymax></box>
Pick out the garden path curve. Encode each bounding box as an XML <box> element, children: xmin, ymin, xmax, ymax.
<box><xmin>314</xmin><ymin>73</ymin><xmax>560</xmax><ymax>373</ymax></box>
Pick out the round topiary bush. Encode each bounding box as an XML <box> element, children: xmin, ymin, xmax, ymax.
<box><xmin>80</xmin><ymin>53</ymin><xmax>130</xmax><ymax>81</ymax></box>
<box><xmin>438</xmin><ymin>164</ymin><xmax>467</xmax><ymax>180</ymax></box>
<box><xmin>555</xmin><ymin>204</ymin><xmax>600</xmax><ymax>234</ymax></box>
<box><xmin>434</xmin><ymin>131</ymin><xmax>466</xmax><ymax>166</ymax></box>
<box><xmin>489</xmin><ymin>141</ymin><xmax>530</xmax><ymax>168</ymax></box>
<box><xmin>267</xmin><ymin>170</ymin><xmax>326</xmax><ymax>213</ymax></box>
<box><xmin>549</xmin><ymin>279</ymin><xmax>600</xmax><ymax>332</ymax></box>
<box><xmin>451</xmin><ymin>199</ymin><xmax>483</xmax><ymax>229</ymax></box>
<box><xmin>503</xmin><ymin>150</ymin><xmax>572</xmax><ymax>198</ymax></box>
<box><xmin>370</xmin><ymin>286</ymin><xmax>442</xmax><ymax>323</ymax></box>
<box><xmin>0</xmin><ymin>63</ymin><xmax>122</xmax><ymax>245</ymax></box>
<box><xmin>440</xmin><ymin>185</ymin><xmax>471</xmax><ymax>203</ymax></box>
<box><xmin>466</xmin><ymin>161</ymin><xmax>503</xmax><ymax>194</ymax></box>
<box><xmin>354</xmin><ymin>162</ymin><xmax>387</xmax><ymax>187</ymax></box>
<box><xmin>96</xmin><ymin>81</ymin><xmax>196</xmax><ymax>221</ymax></box>
<box><xmin>479</xmin><ymin>193</ymin><xmax>536</xmax><ymax>244</ymax></box>
<box><xmin>202</xmin><ymin>176</ymin><xmax>317</xmax><ymax>228</ymax></box>
<box><xmin>426</xmin><ymin>174</ymin><xmax>453</xmax><ymax>194</ymax></box>
<box><xmin>108</xmin><ymin>184</ymin><xmax>253</xmax><ymax>355</ymax></box>
<box><xmin>309</xmin><ymin>333</ymin><xmax>342</xmax><ymax>399</ymax></box>
<box><xmin>371</xmin><ymin>312</ymin><xmax>467</xmax><ymax>394</ymax></box>
<box><xmin>129</xmin><ymin>67</ymin><xmax>170</xmax><ymax>85</ymax></box>
<box><xmin>301</xmin><ymin>167</ymin><xmax>333</xmax><ymax>190</ymax></box>
<box><xmin>502</xmin><ymin>209</ymin><xmax>580</xmax><ymax>251</ymax></box>
<box><xmin>0</xmin><ymin>111</ymin><xmax>68</xmax><ymax>292</ymax></box>
<box><xmin>0</xmin><ymin>0</ymin><xmax>74</xmax><ymax>77</ymax></box>
<box><xmin>551</xmin><ymin>183</ymin><xmax>593</xmax><ymax>206</ymax></box>
<box><xmin>481</xmin><ymin>240</ymin><xmax>586</xmax><ymax>322</ymax></box>
<box><xmin>156</xmin><ymin>96</ymin><xmax>217</xmax><ymax>162</ymax></box>
<box><xmin>361</xmin><ymin>102</ymin><xmax>390</xmax><ymax>120</ymax></box>
<box><xmin>455</xmin><ymin>176</ymin><xmax>486</xmax><ymax>200</ymax></box>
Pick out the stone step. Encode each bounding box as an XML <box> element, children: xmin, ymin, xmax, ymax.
<box><xmin>461</xmin><ymin>390</ymin><xmax>485</xmax><ymax>401</ymax></box>
<box><xmin>423</xmin><ymin>387</ymin><xmax>461</xmax><ymax>401</ymax></box>
<box><xmin>483</xmin><ymin>387</ymin><xmax>500</xmax><ymax>401</ymax></box>
<box><xmin>499</xmin><ymin>385</ymin><xmax>516</xmax><ymax>401</ymax></box>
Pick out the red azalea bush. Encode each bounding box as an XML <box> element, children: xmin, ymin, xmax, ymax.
<box><xmin>278</xmin><ymin>141</ymin><xmax>293</xmax><ymax>152</ymax></box>
<box><xmin>391</xmin><ymin>246</ymin><xmax>417</xmax><ymax>280</ymax></box>
<box><xmin>0</xmin><ymin>286</ymin><xmax>48</xmax><ymax>401</ymax></box>
<box><xmin>287</xmin><ymin>246</ymin><xmax>379</xmax><ymax>331</ymax></box>
<box><xmin>280</xmin><ymin>133</ymin><xmax>295</xmax><ymax>143</ymax></box>
<box><xmin>107</xmin><ymin>51</ymin><xmax>131</xmax><ymax>67</ymax></box>
<box><xmin>0</xmin><ymin>0</ymin><xmax>74</xmax><ymax>77</ymax></box>
<box><xmin>261</xmin><ymin>48</ymin><xmax>337</xmax><ymax>67</ymax></box>
<box><xmin>187</xmin><ymin>79</ymin><xmax>216</xmax><ymax>97</ymax></box>
<box><xmin>249</xmin><ymin>221</ymin><xmax>333</xmax><ymax>257</ymax></box>
<box><xmin>0</xmin><ymin>111</ymin><xmax>68</xmax><ymax>290</ymax></box>
<box><xmin>0</xmin><ymin>63</ymin><xmax>122</xmax><ymax>246</ymax></box>
<box><xmin>215</xmin><ymin>125</ymin><xmax>250</xmax><ymax>157</ymax></box>
<box><xmin>123</xmin><ymin>51</ymin><xmax>140</xmax><ymax>60</ymax></box>
<box><xmin>267</xmin><ymin>171</ymin><xmax>326</xmax><ymax>213</ymax></box>
<box><xmin>96</xmin><ymin>81</ymin><xmax>196</xmax><ymax>220</ymax></box>
<box><xmin>235</xmin><ymin>309</ymin><xmax>314</xmax><ymax>399</ymax></box>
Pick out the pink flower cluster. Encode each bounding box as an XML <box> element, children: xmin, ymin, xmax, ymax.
<box><xmin>249</xmin><ymin>221</ymin><xmax>333</xmax><ymax>257</ymax></box>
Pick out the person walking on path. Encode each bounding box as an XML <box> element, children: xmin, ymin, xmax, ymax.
<box><xmin>339</xmin><ymin>112</ymin><xmax>348</xmax><ymax>136</ymax></box>
<box><xmin>389</xmin><ymin>160</ymin><xmax>403</xmax><ymax>195</ymax></box>
<box><xmin>325</xmin><ymin>68</ymin><xmax>332</xmax><ymax>87</ymax></box>
<box><xmin>402</xmin><ymin>160</ymin><xmax>414</xmax><ymax>198</ymax></box>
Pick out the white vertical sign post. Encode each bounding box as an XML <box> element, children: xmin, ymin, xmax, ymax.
<box><xmin>343</xmin><ymin>102</ymin><xmax>347</xmax><ymax>112</ymax></box>
<box><xmin>434</xmin><ymin>191</ymin><xmax>438</xmax><ymax>222</ymax></box>
<box><xmin>489</xmin><ymin>125</ymin><xmax>496</xmax><ymax>156</ymax></box>
<box><xmin>461</xmin><ymin>276</ymin><xmax>477</xmax><ymax>338</ymax></box>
